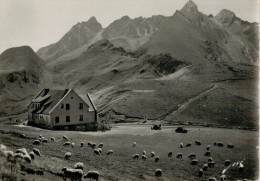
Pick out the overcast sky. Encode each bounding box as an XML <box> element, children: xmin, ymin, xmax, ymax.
<box><xmin>0</xmin><ymin>0</ymin><xmax>258</xmax><ymax>54</ymax></box>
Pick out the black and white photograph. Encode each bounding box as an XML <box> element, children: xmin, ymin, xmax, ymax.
<box><xmin>0</xmin><ymin>0</ymin><xmax>258</xmax><ymax>180</ymax></box>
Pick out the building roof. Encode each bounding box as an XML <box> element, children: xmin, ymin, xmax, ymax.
<box><xmin>29</xmin><ymin>89</ymin><xmax>96</xmax><ymax>114</ymax></box>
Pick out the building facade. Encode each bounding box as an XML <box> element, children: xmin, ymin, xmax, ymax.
<box><xmin>27</xmin><ymin>88</ymin><xmax>98</xmax><ymax>131</ymax></box>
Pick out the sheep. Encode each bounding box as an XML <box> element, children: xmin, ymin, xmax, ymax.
<box><xmin>143</xmin><ymin>150</ymin><xmax>146</xmax><ymax>155</ymax></box>
<box><xmin>220</xmin><ymin>175</ymin><xmax>227</xmax><ymax>181</ymax></box>
<box><xmin>62</xmin><ymin>167</ymin><xmax>83</xmax><ymax>181</ymax></box>
<box><xmin>203</xmin><ymin>163</ymin><xmax>208</xmax><ymax>171</ymax></box>
<box><xmin>191</xmin><ymin>159</ymin><xmax>198</xmax><ymax>165</ymax></box>
<box><xmin>84</xmin><ymin>171</ymin><xmax>99</xmax><ymax>181</ymax></box>
<box><xmin>92</xmin><ymin>143</ymin><xmax>96</xmax><ymax>149</ymax></box>
<box><xmin>155</xmin><ymin>156</ymin><xmax>160</xmax><ymax>162</ymax></box>
<box><xmin>176</xmin><ymin>153</ymin><xmax>182</xmax><ymax>159</ymax></box>
<box><xmin>33</xmin><ymin>140</ymin><xmax>40</xmax><ymax>145</ymax></box>
<box><xmin>217</xmin><ymin>142</ymin><xmax>224</xmax><ymax>147</ymax></box>
<box><xmin>88</xmin><ymin>142</ymin><xmax>93</xmax><ymax>147</ymax></box>
<box><xmin>63</xmin><ymin>142</ymin><xmax>71</xmax><ymax>146</ymax></box>
<box><xmin>29</xmin><ymin>152</ymin><xmax>35</xmax><ymax>160</ymax></box>
<box><xmin>208</xmin><ymin>161</ymin><xmax>215</xmax><ymax>168</ymax></box>
<box><xmin>39</xmin><ymin>135</ymin><xmax>42</xmax><ymax>138</ymax></box>
<box><xmin>214</xmin><ymin>142</ymin><xmax>217</xmax><ymax>146</ymax></box>
<box><xmin>224</xmin><ymin>160</ymin><xmax>231</xmax><ymax>166</ymax></box>
<box><xmin>185</xmin><ymin>143</ymin><xmax>191</xmax><ymax>147</ymax></box>
<box><xmin>155</xmin><ymin>169</ymin><xmax>162</xmax><ymax>177</ymax></box>
<box><xmin>188</xmin><ymin>153</ymin><xmax>196</xmax><ymax>159</ymax></box>
<box><xmin>16</xmin><ymin>148</ymin><xmax>28</xmax><ymax>156</ymax></box>
<box><xmin>0</xmin><ymin>144</ymin><xmax>7</xmax><ymax>153</ymax></box>
<box><xmin>98</xmin><ymin>143</ymin><xmax>103</xmax><ymax>148</ymax></box>
<box><xmin>142</xmin><ymin>155</ymin><xmax>147</xmax><ymax>160</ymax></box>
<box><xmin>133</xmin><ymin>142</ymin><xmax>136</xmax><ymax>147</ymax></box>
<box><xmin>65</xmin><ymin>152</ymin><xmax>71</xmax><ymax>160</ymax></box>
<box><xmin>94</xmin><ymin>149</ymin><xmax>101</xmax><ymax>155</ymax></box>
<box><xmin>238</xmin><ymin>162</ymin><xmax>244</xmax><ymax>172</ymax></box>
<box><xmin>13</xmin><ymin>153</ymin><xmax>24</xmax><ymax>159</ymax></box>
<box><xmin>42</xmin><ymin>138</ymin><xmax>48</xmax><ymax>143</ymax></box>
<box><xmin>23</xmin><ymin>155</ymin><xmax>31</xmax><ymax>163</ymax></box>
<box><xmin>204</xmin><ymin>151</ymin><xmax>211</xmax><ymax>157</ymax></box>
<box><xmin>32</xmin><ymin>148</ymin><xmax>41</xmax><ymax>157</ymax></box>
<box><xmin>51</xmin><ymin>137</ymin><xmax>55</xmax><ymax>141</ymax></box>
<box><xmin>195</xmin><ymin>140</ymin><xmax>201</xmax><ymax>145</ymax></box>
<box><xmin>206</xmin><ymin>145</ymin><xmax>210</xmax><ymax>150</ymax></box>
<box><xmin>73</xmin><ymin>162</ymin><xmax>84</xmax><ymax>170</ymax></box>
<box><xmin>80</xmin><ymin>142</ymin><xmax>84</xmax><ymax>147</ymax></box>
<box><xmin>151</xmin><ymin>151</ymin><xmax>155</xmax><ymax>157</ymax></box>
<box><xmin>208</xmin><ymin>177</ymin><xmax>217</xmax><ymax>181</ymax></box>
<box><xmin>227</xmin><ymin>143</ymin><xmax>234</xmax><ymax>149</ymax></box>
<box><xmin>63</xmin><ymin>135</ymin><xmax>69</xmax><ymax>141</ymax></box>
<box><xmin>208</xmin><ymin>158</ymin><xmax>213</xmax><ymax>163</ymax></box>
<box><xmin>97</xmin><ymin>148</ymin><xmax>102</xmax><ymax>154</ymax></box>
<box><xmin>106</xmin><ymin>150</ymin><xmax>113</xmax><ymax>155</ymax></box>
<box><xmin>3</xmin><ymin>150</ymin><xmax>13</xmax><ymax>158</ymax></box>
<box><xmin>71</xmin><ymin>142</ymin><xmax>75</xmax><ymax>148</ymax></box>
<box><xmin>180</xmin><ymin>143</ymin><xmax>184</xmax><ymax>148</ymax></box>
<box><xmin>198</xmin><ymin>169</ymin><xmax>203</xmax><ymax>177</ymax></box>
<box><xmin>168</xmin><ymin>152</ymin><xmax>172</xmax><ymax>157</ymax></box>
<box><xmin>132</xmin><ymin>154</ymin><xmax>139</xmax><ymax>160</ymax></box>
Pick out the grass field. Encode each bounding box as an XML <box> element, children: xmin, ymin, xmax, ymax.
<box><xmin>0</xmin><ymin>123</ymin><xmax>258</xmax><ymax>181</ymax></box>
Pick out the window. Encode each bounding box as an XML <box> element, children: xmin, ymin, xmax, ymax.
<box><xmin>66</xmin><ymin>104</ymin><xmax>70</xmax><ymax>110</ymax></box>
<box><xmin>79</xmin><ymin>103</ymin><xmax>83</xmax><ymax>109</ymax></box>
<box><xmin>55</xmin><ymin>117</ymin><xmax>59</xmax><ymax>123</ymax></box>
<box><xmin>79</xmin><ymin>115</ymin><xmax>83</xmax><ymax>121</ymax></box>
<box><xmin>66</xmin><ymin>116</ymin><xmax>70</xmax><ymax>122</ymax></box>
<box><xmin>61</xmin><ymin>104</ymin><xmax>64</xmax><ymax>109</ymax></box>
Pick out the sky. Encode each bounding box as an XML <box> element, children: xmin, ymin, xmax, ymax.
<box><xmin>0</xmin><ymin>0</ymin><xmax>258</xmax><ymax>54</ymax></box>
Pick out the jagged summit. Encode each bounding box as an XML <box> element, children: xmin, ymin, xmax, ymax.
<box><xmin>181</xmin><ymin>0</ymin><xmax>198</xmax><ymax>12</ymax></box>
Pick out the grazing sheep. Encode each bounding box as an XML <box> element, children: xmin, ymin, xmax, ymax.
<box><xmin>205</xmin><ymin>151</ymin><xmax>211</xmax><ymax>157</ymax></box>
<box><xmin>39</xmin><ymin>138</ymin><xmax>42</xmax><ymax>142</ymax></box>
<box><xmin>195</xmin><ymin>140</ymin><xmax>201</xmax><ymax>145</ymax></box>
<box><xmin>97</xmin><ymin>148</ymin><xmax>102</xmax><ymax>154</ymax></box>
<box><xmin>13</xmin><ymin>153</ymin><xmax>24</xmax><ymax>159</ymax></box>
<box><xmin>203</xmin><ymin>163</ymin><xmax>208</xmax><ymax>171</ymax></box>
<box><xmin>214</xmin><ymin>142</ymin><xmax>217</xmax><ymax>146</ymax></box>
<box><xmin>142</xmin><ymin>155</ymin><xmax>147</xmax><ymax>161</ymax></box>
<box><xmin>151</xmin><ymin>151</ymin><xmax>155</xmax><ymax>157</ymax></box>
<box><xmin>98</xmin><ymin>143</ymin><xmax>103</xmax><ymax>148</ymax></box>
<box><xmin>227</xmin><ymin>143</ymin><xmax>234</xmax><ymax>149</ymax></box>
<box><xmin>16</xmin><ymin>148</ymin><xmax>28</xmax><ymax>155</ymax></box>
<box><xmin>32</xmin><ymin>148</ymin><xmax>41</xmax><ymax>157</ymax></box>
<box><xmin>84</xmin><ymin>171</ymin><xmax>99</xmax><ymax>181</ymax></box>
<box><xmin>143</xmin><ymin>150</ymin><xmax>146</xmax><ymax>155</ymax></box>
<box><xmin>185</xmin><ymin>143</ymin><xmax>191</xmax><ymax>147</ymax></box>
<box><xmin>208</xmin><ymin>158</ymin><xmax>213</xmax><ymax>163</ymax></box>
<box><xmin>74</xmin><ymin>162</ymin><xmax>84</xmax><ymax>170</ymax></box>
<box><xmin>180</xmin><ymin>143</ymin><xmax>184</xmax><ymax>148</ymax></box>
<box><xmin>80</xmin><ymin>142</ymin><xmax>84</xmax><ymax>147</ymax></box>
<box><xmin>208</xmin><ymin>161</ymin><xmax>215</xmax><ymax>168</ymax></box>
<box><xmin>220</xmin><ymin>175</ymin><xmax>227</xmax><ymax>181</ymax></box>
<box><xmin>88</xmin><ymin>142</ymin><xmax>93</xmax><ymax>147</ymax></box>
<box><xmin>62</xmin><ymin>167</ymin><xmax>83</xmax><ymax>181</ymax></box>
<box><xmin>94</xmin><ymin>149</ymin><xmax>101</xmax><ymax>155</ymax></box>
<box><xmin>217</xmin><ymin>142</ymin><xmax>224</xmax><ymax>147</ymax></box>
<box><xmin>209</xmin><ymin>177</ymin><xmax>217</xmax><ymax>181</ymax></box>
<box><xmin>63</xmin><ymin>142</ymin><xmax>71</xmax><ymax>146</ymax></box>
<box><xmin>63</xmin><ymin>135</ymin><xmax>69</xmax><ymax>141</ymax></box>
<box><xmin>71</xmin><ymin>142</ymin><xmax>75</xmax><ymax>148</ymax></box>
<box><xmin>3</xmin><ymin>150</ymin><xmax>13</xmax><ymax>159</ymax></box>
<box><xmin>33</xmin><ymin>140</ymin><xmax>40</xmax><ymax>145</ymax></box>
<box><xmin>23</xmin><ymin>155</ymin><xmax>31</xmax><ymax>163</ymax></box>
<box><xmin>168</xmin><ymin>152</ymin><xmax>172</xmax><ymax>157</ymax></box>
<box><xmin>92</xmin><ymin>143</ymin><xmax>96</xmax><ymax>149</ymax></box>
<box><xmin>206</xmin><ymin>145</ymin><xmax>210</xmax><ymax>150</ymax></box>
<box><xmin>132</xmin><ymin>154</ymin><xmax>139</xmax><ymax>160</ymax></box>
<box><xmin>65</xmin><ymin>152</ymin><xmax>71</xmax><ymax>160</ymax></box>
<box><xmin>42</xmin><ymin>138</ymin><xmax>48</xmax><ymax>143</ymax></box>
<box><xmin>191</xmin><ymin>159</ymin><xmax>198</xmax><ymax>165</ymax></box>
<box><xmin>39</xmin><ymin>135</ymin><xmax>42</xmax><ymax>138</ymax></box>
<box><xmin>176</xmin><ymin>153</ymin><xmax>182</xmax><ymax>159</ymax></box>
<box><xmin>51</xmin><ymin>137</ymin><xmax>55</xmax><ymax>141</ymax></box>
<box><xmin>199</xmin><ymin>169</ymin><xmax>204</xmax><ymax>177</ymax></box>
<box><xmin>155</xmin><ymin>169</ymin><xmax>162</xmax><ymax>177</ymax></box>
<box><xmin>155</xmin><ymin>156</ymin><xmax>160</xmax><ymax>162</ymax></box>
<box><xmin>224</xmin><ymin>160</ymin><xmax>231</xmax><ymax>166</ymax></box>
<box><xmin>133</xmin><ymin>142</ymin><xmax>136</xmax><ymax>147</ymax></box>
<box><xmin>106</xmin><ymin>150</ymin><xmax>113</xmax><ymax>155</ymax></box>
<box><xmin>29</xmin><ymin>152</ymin><xmax>35</xmax><ymax>160</ymax></box>
<box><xmin>188</xmin><ymin>153</ymin><xmax>196</xmax><ymax>159</ymax></box>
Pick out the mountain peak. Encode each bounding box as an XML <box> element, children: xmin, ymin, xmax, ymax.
<box><xmin>87</xmin><ymin>16</ymin><xmax>98</xmax><ymax>24</ymax></box>
<box><xmin>215</xmin><ymin>9</ymin><xmax>236</xmax><ymax>27</ymax></box>
<box><xmin>181</xmin><ymin>0</ymin><xmax>198</xmax><ymax>12</ymax></box>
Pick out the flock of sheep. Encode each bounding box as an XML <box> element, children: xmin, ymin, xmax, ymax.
<box><xmin>0</xmin><ymin>131</ymin><xmax>247</xmax><ymax>181</ymax></box>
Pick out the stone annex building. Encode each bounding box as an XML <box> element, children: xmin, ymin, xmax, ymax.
<box><xmin>27</xmin><ymin>88</ymin><xmax>97</xmax><ymax>131</ymax></box>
